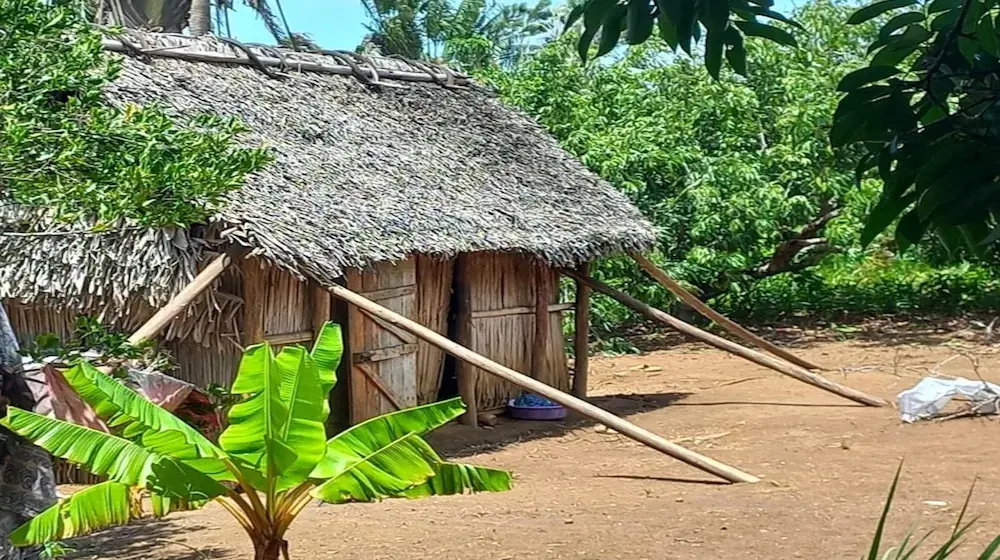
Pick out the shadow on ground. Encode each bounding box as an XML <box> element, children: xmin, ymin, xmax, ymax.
<box><xmin>427</xmin><ymin>391</ymin><xmax>688</xmax><ymax>459</ymax></box>
<box><xmin>65</xmin><ymin>518</ymin><xmax>229</xmax><ymax>560</ymax></box>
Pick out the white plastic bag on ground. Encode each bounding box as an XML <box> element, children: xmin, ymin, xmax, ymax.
<box><xmin>897</xmin><ymin>376</ymin><xmax>1000</xmax><ymax>422</ymax></box>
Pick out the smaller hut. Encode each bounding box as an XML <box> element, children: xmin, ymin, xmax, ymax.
<box><xmin>0</xmin><ymin>32</ymin><xmax>657</xmax><ymax>431</ymax></box>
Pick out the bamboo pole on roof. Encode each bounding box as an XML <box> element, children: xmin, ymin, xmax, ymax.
<box><xmin>630</xmin><ymin>253</ymin><xmax>824</xmax><ymax>371</ymax></box>
<box><xmin>561</xmin><ymin>268</ymin><xmax>888</xmax><ymax>408</ymax></box>
<box><xmin>325</xmin><ymin>282</ymin><xmax>760</xmax><ymax>484</ymax></box>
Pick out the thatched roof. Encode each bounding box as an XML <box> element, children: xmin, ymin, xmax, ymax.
<box><xmin>1</xmin><ymin>31</ymin><xmax>655</xmax><ymax>333</ymax></box>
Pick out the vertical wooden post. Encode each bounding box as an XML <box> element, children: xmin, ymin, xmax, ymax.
<box><xmin>571</xmin><ymin>262</ymin><xmax>591</xmax><ymax>397</ymax></box>
<box><xmin>453</xmin><ymin>254</ymin><xmax>477</xmax><ymax>426</ymax></box>
<box><xmin>242</xmin><ymin>257</ymin><xmax>267</xmax><ymax>346</ymax></box>
<box><xmin>311</xmin><ymin>281</ymin><xmax>332</xmax><ymax>339</ymax></box>
<box><xmin>530</xmin><ymin>261</ymin><xmax>550</xmax><ymax>380</ymax></box>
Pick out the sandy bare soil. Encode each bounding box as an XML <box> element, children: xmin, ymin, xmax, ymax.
<box><xmin>63</xmin><ymin>320</ymin><xmax>1000</xmax><ymax>560</ymax></box>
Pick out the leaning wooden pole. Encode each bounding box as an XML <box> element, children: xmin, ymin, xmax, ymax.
<box><xmin>561</xmin><ymin>269</ymin><xmax>887</xmax><ymax>408</ymax></box>
<box><xmin>326</xmin><ymin>283</ymin><xmax>759</xmax><ymax>484</ymax></box>
<box><xmin>128</xmin><ymin>250</ymin><xmax>240</xmax><ymax>345</ymax></box>
<box><xmin>631</xmin><ymin>253</ymin><xmax>825</xmax><ymax>371</ymax></box>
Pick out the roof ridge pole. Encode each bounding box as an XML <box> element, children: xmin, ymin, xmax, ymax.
<box><xmin>562</xmin><ymin>268</ymin><xmax>888</xmax><ymax>408</ymax></box>
<box><xmin>326</xmin><ymin>282</ymin><xmax>760</xmax><ymax>485</ymax></box>
<box><xmin>630</xmin><ymin>253</ymin><xmax>826</xmax><ymax>371</ymax></box>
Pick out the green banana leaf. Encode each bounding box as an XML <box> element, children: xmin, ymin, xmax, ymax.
<box><xmin>2</xmin><ymin>408</ymin><xmax>226</xmax><ymax>501</ymax></box>
<box><xmin>64</xmin><ymin>362</ymin><xmax>224</xmax><ymax>458</ymax></box>
<box><xmin>9</xmin><ymin>481</ymin><xmax>136</xmax><ymax>546</ymax></box>
<box><xmin>62</xmin><ymin>363</ymin><xmax>235</xmax><ymax>482</ymax></box>
<box><xmin>310</xmin><ymin>432</ymin><xmax>439</xmax><ymax>503</ymax></box>
<box><xmin>149</xmin><ymin>492</ymin><xmax>209</xmax><ymax>518</ymax></box>
<box><xmin>311</xmin><ymin>397</ymin><xmax>465</xmax><ymax>478</ymax></box>
<box><xmin>219</xmin><ymin>343</ymin><xmax>297</xmax><ymax>483</ymax></box>
<box><xmin>274</xmin><ymin>346</ymin><xmax>328</xmax><ymax>487</ymax></box>
<box><xmin>311</xmin><ymin>322</ymin><xmax>343</xmax><ymax>396</ymax></box>
<box><xmin>399</xmin><ymin>462</ymin><xmax>513</xmax><ymax>498</ymax></box>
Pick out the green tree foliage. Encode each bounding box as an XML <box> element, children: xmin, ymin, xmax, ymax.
<box><xmin>831</xmin><ymin>0</ymin><xmax>1000</xmax><ymax>256</ymax></box>
<box><xmin>483</xmin><ymin>1</ymin><xmax>888</xmax><ymax>322</ymax></box>
<box><xmin>2</xmin><ymin>324</ymin><xmax>510</xmax><ymax>560</ymax></box>
<box><xmin>564</xmin><ymin>0</ymin><xmax>799</xmax><ymax>77</ymax></box>
<box><xmin>0</xmin><ymin>0</ymin><xmax>270</xmax><ymax>227</ymax></box>
<box><xmin>358</xmin><ymin>0</ymin><xmax>556</xmax><ymax>70</ymax></box>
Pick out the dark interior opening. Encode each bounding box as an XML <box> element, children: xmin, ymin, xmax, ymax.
<box><xmin>437</xmin><ymin>266</ymin><xmax>462</xmax><ymax>402</ymax></box>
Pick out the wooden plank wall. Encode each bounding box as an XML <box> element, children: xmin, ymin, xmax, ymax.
<box><xmin>466</xmin><ymin>252</ymin><xmax>569</xmax><ymax>411</ymax></box>
<box><xmin>415</xmin><ymin>255</ymin><xmax>454</xmax><ymax>404</ymax></box>
<box><xmin>346</xmin><ymin>258</ymin><xmax>419</xmax><ymax>423</ymax></box>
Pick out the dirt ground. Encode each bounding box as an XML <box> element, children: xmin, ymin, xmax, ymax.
<box><xmin>64</xmin><ymin>319</ymin><xmax>1000</xmax><ymax>559</ymax></box>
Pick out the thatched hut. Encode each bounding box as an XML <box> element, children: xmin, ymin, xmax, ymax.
<box><xmin>0</xmin><ymin>33</ymin><xmax>655</xmax><ymax>430</ymax></box>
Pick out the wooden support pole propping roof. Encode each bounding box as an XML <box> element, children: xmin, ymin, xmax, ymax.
<box><xmin>561</xmin><ymin>268</ymin><xmax>888</xmax><ymax>408</ymax></box>
<box><xmin>325</xmin><ymin>282</ymin><xmax>760</xmax><ymax>484</ymax></box>
<box><xmin>571</xmin><ymin>262</ymin><xmax>591</xmax><ymax>398</ymax></box>
<box><xmin>630</xmin><ymin>253</ymin><xmax>825</xmax><ymax>371</ymax></box>
<box><xmin>127</xmin><ymin>249</ymin><xmax>242</xmax><ymax>345</ymax></box>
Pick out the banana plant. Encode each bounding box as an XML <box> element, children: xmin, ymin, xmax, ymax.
<box><xmin>1</xmin><ymin>323</ymin><xmax>511</xmax><ymax>560</ymax></box>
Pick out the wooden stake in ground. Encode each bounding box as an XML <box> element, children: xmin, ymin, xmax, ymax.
<box><xmin>326</xmin><ymin>283</ymin><xmax>760</xmax><ymax>484</ymax></box>
<box><xmin>561</xmin><ymin>268</ymin><xmax>888</xmax><ymax>408</ymax></box>
<box><xmin>128</xmin><ymin>250</ymin><xmax>240</xmax><ymax>345</ymax></box>
<box><xmin>630</xmin><ymin>253</ymin><xmax>824</xmax><ymax>371</ymax></box>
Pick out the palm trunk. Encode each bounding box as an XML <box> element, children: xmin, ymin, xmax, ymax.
<box><xmin>188</xmin><ymin>0</ymin><xmax>211</xmax><ymax>36</ymax></box>
<box><xmin>253</xmin><ymin>538</ymin><xmax>287</xmax><ymax>560</ymax></box>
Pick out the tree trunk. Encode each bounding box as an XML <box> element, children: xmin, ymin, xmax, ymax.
<box><xmin>188</xmin><ymin>0</ymin><xmax>211</xmax><ymax>36</ymax></box>
<box><xmin>253</xmin><ymin>538</ymin><xmax>287</xmax><ymax>560</ymax></box>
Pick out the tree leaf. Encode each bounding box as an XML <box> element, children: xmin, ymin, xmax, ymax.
<box><xmin>733</xmin><ymin>20</ymin><xmax>798</xmax><ymax>47</ymax></box>
<box><xmin>879</xmin><ymin>11</ymin><xmax>925</xmax><ymax>38</ymax></box>
<box><xmin>596</xmin><ymin>5</ymin><xmax>628</xmax><ymax>57</ymax></box>
<box><xmin>895</xmin><ymin>210</ymin><xmax>928</xmax><ymax>251</ymax></box>
<box><xmin>705</xmin><ymin>26</ymin><xmax>725</xmax><ymax>78</ymax></box>
<box><xmin>705</xmin><ymin>0</ymin><xmax>729</xmax><ymax>30</ymax></box>
<box><xmin>578</xmin><ymin>0</ymin><xmax>617</xmax><ymax>61</ymax></box>
<box><xmin>563</xmin><ymin>3</ymin><xmax>586</xmax><ymax>32</ymax></box>
<box><xmin>870</xmin><ymin>24</ymin><xmax>931</xmax><ymax>67</ymax></box>
<box><xmin>725</xmin><ymin>26</ymin><xmax>748</xmax><ymax>76</ymax></box>
<box><xmin>979</xmin><ymin>14</ymin><xmax>999</xmax><ymax>57</ymax></box>
<box><xmin>677</xmin><ymin>0</ymin><xmax>698</xmax><ymax>54</ymax></box>
<box><xmin>861</xmin><ymin>191</ymin><xmax>917</xmax><ymax>247</ymax></box>
<box><xmin>9</xmin><ymin>482</ymin><xmax>136</xmax><ymax>546</ymax></box>
<box><xmin>837</xmin><ymin>66</ymin><xmax>901</xmax><ymax>91</ymax></box>
<box><xmin>927</xmin><ymin>0</ymin><xmax>962</xmax><ymax>14</ymax></box>
<box><xmin>655</xmin><ymin>0</ymin><xmax>681</xmax><ymax>48</ymax></box>
<box><xmin>847</xmin><ymin>0</ymin><xmax>918</xmax><ymax>25</ymax></box>
<box><xmin>626</xmin><ymin>0</ymin><xmax>655</xmax><ymax>44</ymax></box>
<box><xmin>311</xmin><ymin>321</ymin><xmax>344</xmax><ymax>414</ymax></box>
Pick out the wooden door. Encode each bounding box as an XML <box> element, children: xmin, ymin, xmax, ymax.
<box><xmin>346</xmin><ymin>258</ymin><xmax>419</xmax><ymax>423</ymax></box>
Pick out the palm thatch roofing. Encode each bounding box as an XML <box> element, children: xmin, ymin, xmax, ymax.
<box><xmin>1</xmin><ymin>31</ymin><xmax>656</xmax><ymax>334</ymax></box>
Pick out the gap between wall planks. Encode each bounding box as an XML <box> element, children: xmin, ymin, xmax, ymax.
<box><xmin>630</xmin><ymin>253</ymin><xmax>824</xmax><ymax>371</ymax></box>
<box><xmin>325</xmin><ymin>282</ymin><xmax>760</xmax><ymax>484</ymax></box>
<box><xmin>561</xmin><ymin>268</ymin><xmax>888</xmax><ymax>408</ymax></box>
